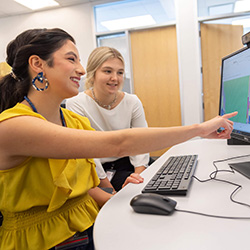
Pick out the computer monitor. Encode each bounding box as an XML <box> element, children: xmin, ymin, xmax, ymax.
<box><xmin>219</xmin><ymin>46</ymin><xmax>250</xmax><ymax>145</ymax></box>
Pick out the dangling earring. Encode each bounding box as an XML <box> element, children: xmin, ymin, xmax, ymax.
<box><xmin>32</xmin><ymin>72</ymin><xmax>49</xmax><ymax>91</ymax></box>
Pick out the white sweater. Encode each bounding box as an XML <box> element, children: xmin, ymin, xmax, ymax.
<box><xmin>66</xmin><ymin>92</ymin><xmax>150</xmax><ymax>178</ymax></box>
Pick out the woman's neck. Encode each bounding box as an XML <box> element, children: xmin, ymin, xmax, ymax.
<box><xmin>86</xmin><ymin>88</ymin><xmax>125</xmax><ymax>110</ymax></box>
<box><xmin>90</xmin><ymin>88</ymin><xmax>117</xmax><ymax>110</ymax></box>
<box><xmin>23</xmin><ymin>93</ymin><xmax>64</xmax><ymax>126</ymax></box>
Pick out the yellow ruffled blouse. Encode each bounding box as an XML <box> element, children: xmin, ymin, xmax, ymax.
<box><xmin>0</xmin><ymin>103</ymin><xmax>100</xmax><ymax>250</ymax></box>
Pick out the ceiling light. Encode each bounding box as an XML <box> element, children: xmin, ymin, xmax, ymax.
<box><xmin>209</xmin><ymin>4</ymin><xmax>233</xmax><ymax>15</ymax></box>
<box><xmin>14</xmin><ymin>0</ymin><xmax>59</xmax><ymax>10</ymax></box>
<box><xmin>101</xmin><ymin>15</ymin><xmax>156</xmax><ymax>31</ymax></box>
<box><xmin>234</xmin><ymin>0</ymin><xmax>250</xmax><ymax>12</ymax></box>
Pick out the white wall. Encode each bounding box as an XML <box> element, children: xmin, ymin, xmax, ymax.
<box><xmin>0</xmin><ymin>3</ymin><xmax>96</xmax><ymax>68</ymax></box>
<box><xmin>175</xmin><ymin>0</ymin><xmax>203</xmax><ymax>125</ymax></box>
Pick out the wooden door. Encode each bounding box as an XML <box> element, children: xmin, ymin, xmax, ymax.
<box><xmin>130</xmin><ymin>26</ymin><xmax>181</xmax><ymax>157</ymax></box>
<box><xmin>200</xmin><ymin>23</ymin><xmax>243</xmax><ymax>121</ymax></box>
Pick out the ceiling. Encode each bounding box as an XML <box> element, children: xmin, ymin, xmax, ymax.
<box><xmin>0</xmin><ymin>0</ymin><xmax>245</xmax><ymax>21</ymax></box>
<box><xmin>0</xmin><ymin>0</ymin><xmax>106</xmax><ymax>18</ymax></box>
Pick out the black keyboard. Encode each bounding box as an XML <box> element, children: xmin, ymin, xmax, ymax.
<box><xmin>142</xmin><ymin>155</ymin><xmax>198</xmax><ymax>195</ymax></box>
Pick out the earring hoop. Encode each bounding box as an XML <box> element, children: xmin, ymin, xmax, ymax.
<box><xmin>32</xmin><ymin>72</ymin><xmax>49</xmax><ymax>91</ymax></box>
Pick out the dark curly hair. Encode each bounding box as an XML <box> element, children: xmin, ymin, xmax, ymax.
<box><xmin>0</xmin><ymin>28</ymin><xmax>75</xmax><ymax>113</ymax></box>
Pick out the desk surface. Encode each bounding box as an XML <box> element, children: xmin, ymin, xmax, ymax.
<box><xmin>94</xmin><ymin>139</ymin><xmax>250</xmax><ymax>250</ymax></box>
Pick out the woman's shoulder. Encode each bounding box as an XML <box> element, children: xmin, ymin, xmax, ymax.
<box><xmin>0</xmin><ymin>103</ymin><xmax>44</xmax><ymax>122</ymax></box>
<box><xmin>123</xmin><ymin>92</ymin><xmax>143</xmax><ymax>105</ymax></box>
<box><xmin>123</xmin><ymin>92</ymin><xmax>140</xmax><ymax>101</ymax></box>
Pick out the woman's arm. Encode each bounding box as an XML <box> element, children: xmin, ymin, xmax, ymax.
<box><xmin>0</xmin><ymin>112</ymin><xmax>237</xmax><ymax>169</ymax></box>
<box><xmin>98</xmin><ymin>178</ymin><xmax>115</xmax><ymax>190</ymax></box>
<box><xmin>88</xmin><ymin>187</ymin><xmax>113</xmax><ymax>208</ymax></box>
<box><xmin>134</xmin><ymin>166</ymin><xmax>146</xmax><ymax>174</ymax></box>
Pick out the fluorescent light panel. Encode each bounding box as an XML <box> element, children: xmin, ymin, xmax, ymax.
<box><xmin>209</xmin><ymin>4</ymin><xmax>233</xmax><ymax>16</ymax></box>
<box><xmin>234</xmin><ymin>0</ymin><xmax>250</xmax><ymax>12</ymax></box>
<box><xmin>14</xmin><ymin>0</ymin><xmax>59</xmax><ymax>10</ymax></box>
<box><xmin>101</xmin><ymin>15</ymin><xmax>156</xmax><ymax>31</ymax></box>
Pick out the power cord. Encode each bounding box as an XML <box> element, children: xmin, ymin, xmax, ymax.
<box><xmin>175</xmin><ymin>154</ymin><xmax>250</xmax><ymax>220</ymax></box>
<box><xmin>174</xmin><ymin>208</ymin><xmax>250</xmax><ymax>220</ymax></box>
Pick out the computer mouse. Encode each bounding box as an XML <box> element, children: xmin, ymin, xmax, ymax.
<box><xmin>130</xmin><ymin>193</ymin><xmax>177</xmax><ymax>215</ymax></box>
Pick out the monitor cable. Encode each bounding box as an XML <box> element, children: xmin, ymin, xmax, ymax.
<box><xmin>174</xmin><ymin>154</ymin><xmax>250</xmax><ymax>220</ymax></box>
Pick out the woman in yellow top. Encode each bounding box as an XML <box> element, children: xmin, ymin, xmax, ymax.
<box><xmin>0</xmin><ymin>28</ymin><xmax>236</xmax><ymax>250</ymax></box>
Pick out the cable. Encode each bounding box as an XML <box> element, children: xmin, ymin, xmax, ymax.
<box><xmin>175</xmin><ymin>208</ymin><xmax>250</xmax><ymax>220</ymax></box>
<box><xmin>194</xmin><ymin>155</ymin><xmax>250</xmax><ymax>208</ymax></box>
<box><xmin>193</xmin><ymin>172</ymin><xmax>247</xmax><ymax>207</ymax></box>
<box><xmin>184</xmin><ymin>154</ymin><xmax>250</xmax><ymax>219</ymax></box>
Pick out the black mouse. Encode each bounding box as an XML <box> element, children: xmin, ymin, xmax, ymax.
<box><xmin>130</xmin><ymin>193</ymin><xmax>177</xmax><ymax>215</ymax></box>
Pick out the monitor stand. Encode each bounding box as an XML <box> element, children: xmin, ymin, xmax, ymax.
<box><xmin>227</xmin><ymin>138</ymin><xmax>250</xmax><ymax>145</ymax></box>
<box><xmin>229</xmin><ymin>161</ymin><xmax>250</xmax><ymax>180</ymax></box>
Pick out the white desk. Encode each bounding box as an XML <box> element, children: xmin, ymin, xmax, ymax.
<box><xmin>94</xmin><ymin>139</ymin><xmax>250</xmax><ymax>250</ymax></box>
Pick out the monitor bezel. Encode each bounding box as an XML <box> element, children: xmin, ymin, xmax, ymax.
<box><xmin>219</xmin><ymin>46</ymin><xmax>250</xmax><ymax>145</ymax></box>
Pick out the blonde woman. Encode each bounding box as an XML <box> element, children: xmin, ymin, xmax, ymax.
<box><xmin>66</xmin><ymin>47</ymin><xmax>152</xmax><ymax>191</ymax></box>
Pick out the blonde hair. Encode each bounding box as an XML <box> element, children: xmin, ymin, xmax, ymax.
<box><xmin>85</xmin><ymin>46</ymin><xmax>125</xmax><ymax>89</ymax></box>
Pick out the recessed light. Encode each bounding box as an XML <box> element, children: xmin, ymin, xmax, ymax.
<box><xmin>234</xmin><ymin>0</ymin><xmax>250</xmax><ymax>12</ymax></box>
<box><xmin>14</xmin><ymin>0</ymin><xmax>59</xmax><ymax>10</ymax></box>
<box><xmin>101</xmin><ymin>15</ymin><xmax>156</xmax><ymax>31</ymax></box>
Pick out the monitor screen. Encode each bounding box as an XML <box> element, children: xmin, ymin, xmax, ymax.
<box><xmin>219</xmin><ymin>46</ymin><xmax>250</xmax><ymax>144</ymax></box>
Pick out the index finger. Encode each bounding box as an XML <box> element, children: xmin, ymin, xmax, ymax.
<box><xmin>222</xmin><ymin>111</ymin><xmax>238</xmax><ymax>119</ymax></box>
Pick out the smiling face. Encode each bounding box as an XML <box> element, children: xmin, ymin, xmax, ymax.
<box><xmin>44</xmin><ymin>40</ymin><xmax>85</xmax><ymax>99</ymax></box>
<box><xmin>93</xmin><ymin>57</ymin><xmax>124</xmax><ymax>97</ymax></box>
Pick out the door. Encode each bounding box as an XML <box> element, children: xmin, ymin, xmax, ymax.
<box><xmin>200</xmin><ymin>23</ymin><xmax>243</xmax><ymax>121</ymax></box>
<box><xmin>130</xmin><ymin>26</ymin><xmax>181</xmax><ymax>157</ymax></box>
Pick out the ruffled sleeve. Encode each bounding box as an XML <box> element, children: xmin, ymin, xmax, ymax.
<box><xmin>47</xmin><ymin>158</ymin><xmax>99</xmax><ymax>212</ymax></box>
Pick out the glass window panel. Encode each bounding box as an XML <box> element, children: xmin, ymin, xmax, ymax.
<box><xmin>94</xmin><ymin>0</ymin><xmax>176</xmax><ymax>33</ymax></box>
<box><xmin>96</xmin><ymin>33</ymin><xmax>132</xmax><ymax>93</ymax></box>
<box><xmin>198</xmin><ymin>0</ymin><xmax>238</xmax><ymax>17</ymax></box>
<box><xmin>202</xmin><ymin>15</ymin><xmax>250</xmax><ymax>34</ymax></box>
